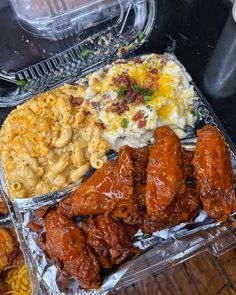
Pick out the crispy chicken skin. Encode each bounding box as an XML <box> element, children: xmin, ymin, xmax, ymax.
<box><xmin>82</xmin><ymin>215</ymin><xmax>138</xmax><ymax>269</ymax></box>
<box><xmin>141</xmin><ymin>188</ymin><xmax>200</xmax><ymax>233</ymax></box>
<box><xmin>193</xmin><ymin>125</ymin><xmax>236</xmax><ymax>221</ymax></box>
<box><xmin>45</xmin><ymin>210</ymin><xmax>100</xmax><ymax>289</ymax></box>
<box><xmin>0</xmin><ymin>228</ymin><xmax>16</xmax><ymax>273</ymax></box>
<box><xmin>58</xmin><ymin>146</ymin><xmax>139</xmax><ymax>223</ymax></box>
<box><xmin>145</xmin><ymin>126</ymin><xmax>186</xmax><ymax>217</ymax></box>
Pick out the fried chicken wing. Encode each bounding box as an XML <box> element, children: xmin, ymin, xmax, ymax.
<box><xmin>145</xmin><ymin>126</ymin><xmax>186</xmax><ymax>217</ymax></box>
<box><xmin>141</xmin><ymin>188</ymin><xmax>200</xmax><ymax>233</ymax></box>
<box><xmin>58</xmin><ymin>146</ymin><xmax>139</xmax><ymax>223</ymax></box>
<box><xmin>0</xmin><ymin>228</ymin><xmax>16</xmax><ymax>273</ymax></box>
<box><xmin>193</xmin><ymin>125</ymin><xmax>236</xmax><ymax>221</ymax></box>
<box><xmin>82</xmin><ymin>215</ymin><xmax>138</xmax><ymax>269</ymax></box>
<box><xmin>45</xmin><ymin>209</ymin><xmax>100</xmax><ymax>289</ymax></box>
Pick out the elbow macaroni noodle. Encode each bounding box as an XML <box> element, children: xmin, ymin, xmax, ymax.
<box><xmin>0</xmin><ymin>84</ymin><xmax>110</xmax><ymax>198</ymax></box>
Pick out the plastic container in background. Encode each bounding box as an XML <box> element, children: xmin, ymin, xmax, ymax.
<box><xmin>0</xmin><ymin>0</ymin><xmax>156</xmax><ymax>106</ymax></box>
<box><xmin>204</xmin><ymin>4</ymin><xmax>236</xmax><ymax>99</ymax></box>
<box><xmin>9</xmin><ymin>0</ymin><xmax>128</xmax><ymax>40</ymax></box>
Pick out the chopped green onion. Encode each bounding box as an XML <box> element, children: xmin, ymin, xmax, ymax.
<box><xmin>133</xmin><ymin>84</ymin><xmax>151</xmax><ymax>96</ymax></box>
<box><xmin>16</xmin><ymin>80</ymin><xmax>26</xmax><ymax>86</ymax></box>
<box><xmin>191</xmin><ymin>110</ymin><xmax>198</xmax><ymax>117</ymax></box>
<box><xmin>121</xmin><ymin>118</ymin><xmax>129</xmax><ymax>129</ymax></box>
<box><xmin>144</xmin><ymin>95</ymin><xmax>152</xmax><ymax>102</ymax></box>
<box><xmin>118</xmin><ymin>84</ymin><xmax>126</xmax><ymax>97</ymax></box>
<box><xmin>133</xmin><ymin>85</ymin><xmax>140</xmax><ymax>91</ymax></box>
<box><xmin>138</xmin><ymin>31</ymin><xmax>145</xmax><ymax>41</ymax></box>
<box><xmin>81</xmin><ymin>49</ymin><xmax>91</xmax><ymax>60</ymax></box>
<box><xmin>127</xmin><ymin>97</ymin><xmax>132</xmax><ymax>104</ymax></box>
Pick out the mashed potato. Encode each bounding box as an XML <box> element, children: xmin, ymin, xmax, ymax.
<box><xmin>82</xmin><ymin>54</ymin><xmax>197</xmax><ymax>150</ymax></box>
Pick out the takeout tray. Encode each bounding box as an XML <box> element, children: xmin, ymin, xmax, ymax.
<box><xmin>1</xmin><ymin>54</ymin><xmax>236</xmax><ymax>294</ymax></box>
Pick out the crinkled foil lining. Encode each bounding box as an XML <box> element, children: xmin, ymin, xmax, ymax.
<box><xmin>1</xmin><ymin>54</ymin><xmax>236</xmax><ymax>295</ymax></box>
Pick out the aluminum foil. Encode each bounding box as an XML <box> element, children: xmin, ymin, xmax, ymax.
<box><xmin>1</xmin><ymin>55</ymin><xmax>236</xmax><ymax>295</ymax></box>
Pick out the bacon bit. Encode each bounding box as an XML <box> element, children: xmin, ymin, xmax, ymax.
<box><xmin>91</xmin><ymin>101</ymin><xmax>101</xmax><ymax>111</ymax></box>
<box><xmin>114</xmin><ymin>57</ymin><xmax>143</xmax><ymax>65</ymax></box>
<box><xmin>138</xmin><ymin>119</ymin><xmax>147</xmax><ymax>129</ymax></box>
<box><xmin>108</xmin><ymin>102</ymin><xmax>130</xmax><ymax>115</ymax></box>
<box><xmin>149</xmin><ymin>68</ymin><xmax>158</xmax><ymax>74</ymax></box>
<box><xmin>95</xmin><ymin>122</ymin><xmax>106</xmax><ymax>130</ymax></box>
<box><xmin>83</xmin><ymin>110</ymin><xmax>91</xmax><ymax>116</ymax></box>
<box><xmin>132</xmin><ymin>111</ymin><xmax>144</xmax><ymax>121</ymax></box>
<box><xmin>27</xmin><ymin>220</ymin><xmax>43</xmax><ymax>233</ymax></box>
<box><xmin>70</xmin><ymin>95</ymin><xmax>83</xmax><ymax>105</ymax></box>
<box><xmin>131</xmin><ymin>57</ymin><xmax>144</xmax><ymax>64</ymax></box>
<box><xmin>119</xmin><ymin>47</ymin><xmax>126</xmax><ymax>55</ymax></box>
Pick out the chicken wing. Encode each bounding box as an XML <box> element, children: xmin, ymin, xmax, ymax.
<box><xmin>0</xmin><ymin>228</ymin><xmax>16</xmax><ymax>273</ymax></box>
<box><xmin>58</xmin><ymin>146</ymin><xmax>139</xmax><ymax>223</ymax></box>
<box><xmin>141</xmin><ymin>187</ymin><xmax>200</xmax><ymax>233</ymax></box>
<box><xmin>145</xmin><ymin>126</ymin><xmax>186</xmax><ymax>217</ymax></box>
<box><xmin>82</xmin><ymin>215</ymin><xmax>138</xmax><ymax>269</ymax></box>
<box><xmin>44</xmin><ymin>209</ymin><xmax>100</xmax><ymax>289</ymax></box>
<box><xmin>193</xmin><ymin>125</ymin><xmax>236</xmax><ymax>221</ymax></box>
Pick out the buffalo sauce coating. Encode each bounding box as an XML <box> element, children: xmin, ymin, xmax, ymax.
<box><xmin>193</xmin><ymin>125</ymin><xmax>236</xmax><ymax>221</ymax></box>
<box><xmin>141</xmin><ymin>187</ymin><xmax>200</xmax><ymax>233</ymax></box>
<box><xmin>45</xmin><ymin>209</ymin><xmax>100</xmax><ymax>290</ymax></box>
<box><xmin>58</xmin><ymin>146</ymin><xmax>139</xmax><ymax>223</ymax></box>
<box><xmin>145</xmin><ymin>126</ymin><xmax>186</xmax><ymax>217</ymax></box>
<box><xmin>82</xmin><ymin>215</ymin><xmax>138</xmax><ymax>269</ymax></box>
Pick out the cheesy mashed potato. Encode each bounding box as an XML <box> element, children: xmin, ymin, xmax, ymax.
<box><xmin>0</xmin><ymin>54</ymin><xmax>197</xmax><ymax>198</ymax></box>
<box><xmin>81</xmin><ymin>53</ymin><xmax>197</xmax><ymax>149</ymax></box>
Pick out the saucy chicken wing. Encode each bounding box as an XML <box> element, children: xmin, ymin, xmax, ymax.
<box><xmin>58</xmin><ymin>146</ymin><xmax>139</xmax><ymax>223</ymax></box>
<box><xmin>145</xmin><ymin>126</ymin><xmax>186</xmax><ymax>217</ymax></box>
<box><xmin>141</xmin><ymin>188</ymin><xmax>200</xmax><ymax>233</ymax></box>
<box><xmin>45</xmin><ymin>209</ymin><xmax>100</xmax><ymax>289</ymax></box>
<box><xmin>82</xmin><ymin>215</ymin><xmax>138</xmax><ymax>269</ymax></box>
<box><xmin>193</xmin><ymin>125</ymin><xmax>236</xmax><ymax>221</ymax></box>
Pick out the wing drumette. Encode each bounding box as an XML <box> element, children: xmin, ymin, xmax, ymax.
<box><xmin>58</xmin><ymin>146</ymin><xmax>139</xmax><ymax>223</ymax></box>
<box><xmin>193</xmin><ymin>125</ymin><xmax>236</xmax><ymax>221</ymax></box>
<box><xmin>45</xmin><ymin>209</ymin><xmax>100</xmax><ymax>289</ymax></box>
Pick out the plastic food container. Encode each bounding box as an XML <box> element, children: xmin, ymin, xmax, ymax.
<box><xmin>1</xmin><ymin>1</ymin><xmax>236</xmax><ymax>294</ymax></box>
<box><xmin>0</xmin><ymin>0</ymin><xmax>156</xmax><ymax>106</ymax></box>
<box><xmin>10</xmin><ymin>0</ymin><xmax>128</xmax><ymax>40</ymax></box>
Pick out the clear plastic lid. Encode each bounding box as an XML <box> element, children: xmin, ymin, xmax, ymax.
<box><xmin>10</xmin><ymin>0</ymin><xmax>128</xmax><ymax>40</ymax></box>
<box><xmin>0</xmin><ymin>0</ymin><xmax>156</xmax><ymax>107</ymax></box>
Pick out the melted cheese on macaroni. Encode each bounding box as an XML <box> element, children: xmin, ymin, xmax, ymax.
<box><xmin>0</xmin><ymin>85</ymin><xmax>110</xmax><ymax>198</ymax></box>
